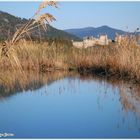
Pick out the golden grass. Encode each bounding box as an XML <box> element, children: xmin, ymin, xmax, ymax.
<box><xmin>1</xmin><ymin>0</ymin><xmax>57</xmax><ymax>58</ymax></box>
<box><xmin>0</xmin><ymin>0</ymin><xmax>139</xmax><ymax>85</ymax></box>
<box><xmin>0</xmin><ymin>39</ymin><xmax>140</xmax><ymax>83</ymax></box>
<box><xmin>72</xmin><ymin>44</ymin><xmax>140</xmax><ymax>82</ymax></box>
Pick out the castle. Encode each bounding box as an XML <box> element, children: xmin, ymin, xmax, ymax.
<box><xmin>72</xmin><ymin>34</ymin><xmax>110</xmax><ymax>48</ymax></box>
<box><xmin>72</xmin><ymin>34</ymin><xmax>140</xmax><ymax>48</ymax></box>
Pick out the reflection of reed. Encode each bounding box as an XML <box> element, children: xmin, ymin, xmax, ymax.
<box><xmin>119</xmin><ymin>86</ymin><xmax>140</xmax><ymax>117</ymax></box>
<box><xmin>0</xmin><ymin>70</ymin><xmax>68</xmax><ymax>99</ymax></box>
<box><xmin>70</xmin><ymin>73</ymin><xmax>140</xmax><ymax>117</ymax></box>
<box><xmin>0</xmin><ymin>70</ymin><xmax>140</xmax><ymax>118</ymax></box>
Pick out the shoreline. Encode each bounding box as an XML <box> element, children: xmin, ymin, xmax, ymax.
<box><xmin>0</xmin><ymin>40</ymin><xmax>140</xmax><ymax>85</ymax></box>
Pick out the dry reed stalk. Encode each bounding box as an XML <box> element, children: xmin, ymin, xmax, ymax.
<box><xmin>0</xmin><ymin>0</ymin><xmax>57</xmax><ymax>71</ymax></box>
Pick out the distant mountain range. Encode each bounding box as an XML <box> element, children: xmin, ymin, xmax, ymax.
<box><xmin>65</xmin><ymin>26</ymin><xmax>140</xmax><ymax>40</ymax></box>
<box><xmin>0</xmin><ymin>11</ymin><xmax>80</xmax><ymax>41</ymax></box>
<box><xmin>1</xmin><ymin>11</ymin><xmax>139</xmax><ymax>42</ymax></box>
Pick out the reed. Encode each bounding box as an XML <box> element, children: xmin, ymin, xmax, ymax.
<box><xmin>0</xmin><ymin>0</ymin><xmax>140</xmax><ymax>84</ymax></box>
<box><xmin>0</xmin><ymin>0</ymin><xmax>57</xmax><ymax>71</ymax></box>
<box><xmin>0</xmin><ymin>37</ymin><xmax>140</xmax><ymax>83</ymax></box>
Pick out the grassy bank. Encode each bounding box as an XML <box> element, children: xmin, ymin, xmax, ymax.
<box><xmin>0</xmin><ymin>40</ymin><xmax>140</xmax><ymax>83</ymax></box>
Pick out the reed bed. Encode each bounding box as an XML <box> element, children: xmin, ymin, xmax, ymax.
<box><xmin>72</xmin><ymin>44</ymin><xmax>140</xmax><ymax>82</ymax></box>
<box><xmin>0</xmin><ymin>0</ymin><xmax>57</xmax><ymax>70</ymax></box>
<box><xmin>0</xmin><ymin>39</ymin><xmax>140</xmax><ymax>83</ymax></box>
<box><xmin>0</xmin><ymin>0</ymin><xmax>139</xmax><ymax>83</ymax></box>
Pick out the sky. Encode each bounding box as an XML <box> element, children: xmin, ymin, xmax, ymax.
<box><xmin>0</xmin><ymin>1</ymin><xmax>140</xmax><ymax>31</ymax></box>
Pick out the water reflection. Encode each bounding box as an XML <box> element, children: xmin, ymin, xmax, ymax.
<box><xmin>0</xmin><ymin>70</ymin><xmax>140</xmax><ymax>118</ymax></box>
<box><xmin>0</xmin><ymin>70</ymin><xmax>68</xmax><ymax>99</ymax></box>
<box><xmin>0</xmin><ymin>70</ymin><xmax>140</xmax><ymax>138</ymax></box>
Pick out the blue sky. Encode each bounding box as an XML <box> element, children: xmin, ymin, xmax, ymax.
<box><xmin>0</xmin><ymin>1</ymin><xmax>140</xmax><ymax>31</ymax></box>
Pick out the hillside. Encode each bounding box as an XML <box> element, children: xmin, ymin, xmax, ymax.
<box><xmin>65</xmin><ymin>25</ymin><xmax>135</xmax><ymax>40</ymax></box>
<box><xmin>0</xmin><ymin>11</ymin><xmax>80</xmax><ymax>41</ymax></box>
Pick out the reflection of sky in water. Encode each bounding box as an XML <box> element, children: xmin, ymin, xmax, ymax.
<box><xmin>0</xmin><ymin>77</ymin><xmax>140</xmax><ymax>138</ymax></box>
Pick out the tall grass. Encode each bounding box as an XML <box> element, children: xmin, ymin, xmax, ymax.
<box><xmin>71</xmin><ymin>43</ymin><xmax>140</xmax><ymax>82</ymax></box>
<box><xmin>0</xmin><ymin>0</ymin><xmax>57</xmax><ymax>71</ymax></box>
<box><xmin>0</xmin><ymin>39</ymin><xmax>140</xmax><ymax>83</ymax></box>
<box><xmin>0</xmin><ymin>0</ymin><xmax>139</xmax><ymax>84</ymax></box>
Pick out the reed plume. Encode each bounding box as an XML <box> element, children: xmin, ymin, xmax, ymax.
<box><xmin>1</xmin><ymin>0</ymin><xmax>57</xmax><ymax>57</ymax></box>
<box><xmin>0</xmin><ymin>0</ymin><xmax>57</xmax><ymax>72</ymax></box>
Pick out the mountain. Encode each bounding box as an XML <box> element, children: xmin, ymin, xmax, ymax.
<box><xmin>65</xmin><ymin>25</ymin><xmax>138</xmax><ymax>40</ymax></box>
<box><xmin>0</xmin><ymin>11</ymin><xmax>80</xmax><ymax>41</ymax></box>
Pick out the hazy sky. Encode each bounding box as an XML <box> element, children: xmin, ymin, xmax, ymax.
<box><xmin>0</xmin><ymin>1</ymin><xmax>140</xmax><ymax>31</ymax></box>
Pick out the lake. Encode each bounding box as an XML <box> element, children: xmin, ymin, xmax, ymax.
<box><xmin>0</xmin><ymin>71</ymin><xmax>140</xmax><ymax>138</ymax></box>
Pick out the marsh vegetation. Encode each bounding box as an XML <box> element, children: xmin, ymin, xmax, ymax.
<box><xmin>0</xmin><ymin>1</ymin><xmax>140</xmax><ymax>138</ymax></box>
<box><xmin>0</xmin><ymin>0</ymin><xmax>139</xmax><ymax>84</ymax></box>
<box><xmin>0</xmin><ymin>39</ymin><xmax>140</xmax><ymax>84</ymax></box>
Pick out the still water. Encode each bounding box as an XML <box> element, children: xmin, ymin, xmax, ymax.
<box><xmin>0</xmin><ymin>71</ymin><xmax>140</xmax><ymax>138</ymax></box>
